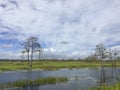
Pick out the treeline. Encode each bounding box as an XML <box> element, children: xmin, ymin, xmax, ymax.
<box><xmin>20</xmin><ymin>37</ymin><xmax>120</xmax><ymax>68</ymax></box>
<box><xmin>85</xmin><ymin>43</ymin><xmax>120</xmax><ymax>66</ymax></box>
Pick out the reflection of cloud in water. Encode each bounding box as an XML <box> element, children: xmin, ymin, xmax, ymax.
<box><xmin>69</xmin><ymin>76</ymin><xmax>97</xmax><ymax>82</ymax></box>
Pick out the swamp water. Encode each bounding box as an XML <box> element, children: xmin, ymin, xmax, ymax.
<box><xmin>0</xmin><ymin>67</ymin><xmax>120</xmax><ymax>90</ymax></box>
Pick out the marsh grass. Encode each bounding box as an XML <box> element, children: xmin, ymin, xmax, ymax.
<box><xmin>0</xmin><ymin>77</ymin><xmax>68</xmax><ymax>89</ymax></box>
<box><xmin>91</xmin><ymin>83</ymin><xmax>120</xmax><ymax>90</ymax></box>
<box><xmin>0</xmin><ymin>60</ymin><xmax>120</xmax><ymax>71</ymax></box>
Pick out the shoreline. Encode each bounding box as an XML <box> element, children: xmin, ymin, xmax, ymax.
<box><xmin>0</xmin><ymin>60</ymin><xmax>120</xmax><ymax>72</ymax></box>
<box><xmin>0</xmin><ymin>66</ymin><xmax>119</xmax><ymax>73</ymax></box>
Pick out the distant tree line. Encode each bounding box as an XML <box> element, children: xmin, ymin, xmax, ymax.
<box><xmin>20</xmin><ymin>36</ymin><xmax>120</xmax><ymax>68</ymax></box>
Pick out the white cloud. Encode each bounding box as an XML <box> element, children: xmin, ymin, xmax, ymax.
<box><xmin>0</xmin><ymin>0</ymin><xmax>120</xmax><ymax>59</ymax></box>
<box><xmin>0</xmin><ymin>51</ymin><xmax>20</xmax><ymax>59</ymax></box>
<box><xmin>0</xmin><ymin>44</ymin><xmax>12</xmax><ymax>48</ymax></box>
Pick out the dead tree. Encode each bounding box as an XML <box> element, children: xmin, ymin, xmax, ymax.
<box><xmin>94</xmin><ymin>43</ymin><xmax>107</xmax><ymax>66</ymax></box>
<box><xmin>22</xmin><ymin>37</ymin><xmax>41</xmax><ymax>68</ymax></box>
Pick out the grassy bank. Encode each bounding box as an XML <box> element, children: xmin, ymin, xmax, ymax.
<box><xmin>0</xmin><ymin>60</ymin><xmax>120</xmax><ymax>71</ymax></box>
<box><xmin>0</xmin><ymin>77</ymin><xmax>68</xmax><ymax>89</ymax></box>
<box><xmin>91</xmin><ymin>83</ymin><xmax>120</xmax><ymax>90</ymax></box>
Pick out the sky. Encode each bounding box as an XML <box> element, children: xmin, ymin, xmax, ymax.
<box><xmin>0</xmin><ymin>0</ymin><xmax>120</xmax><ymax>59</ymax></box>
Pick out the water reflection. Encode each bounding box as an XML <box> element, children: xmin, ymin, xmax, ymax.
<box><xmin>0</xmin><ymin>67</ymin><xmax>120</xmax><ymax>90</ymax></box>
<box><xmin>100</xmin><ymin>66</ymin><xmax>106</xmax><ymax>85</ymax></box>
<box><xmin>97</xmin><ymin>67</ymin><xmax>120</xmax><ymax>86</ymax></box>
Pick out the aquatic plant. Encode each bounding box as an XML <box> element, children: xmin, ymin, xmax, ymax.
<box><xmin>91</xmin><ymin>83</ymin><xmax>120</xmax><ymax>90</ymax></box>
<box><xmin>0</xmin><ymin>77</ymin><xmax>68</xmax><ymax>89</ymax></box>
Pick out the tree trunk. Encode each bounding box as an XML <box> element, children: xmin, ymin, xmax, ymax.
<box><xmin>30</xmin><ymin>50</ymin><xmax>33</xmax><ymax>68</ymax></box>
<box><xmin>27</xmin><ymin>52</ymin><xmax>29</xmax><ymax>65</ymax></box>
<box><xmin>101</xmin><ymin>66</ymin><xmax>105</xmax><ymax>85</ymax></box>
<box><xmin>39</xmin><ymin>50</ymin><xmax>40</xmax><ymax>60</ymax></box>
<box><xmin>30</xmin><ymin>60</ymin><xmax>32</xmax><ymax>68</ymax></box>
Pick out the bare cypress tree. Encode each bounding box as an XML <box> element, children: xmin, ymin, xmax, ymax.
<box><xmin>95</xmin><ymin>43</ymin><xmax>107</xmax><ymax>60</ymax></box>
<box><xmin>107</xmin><ymin>48</ymin><xmax>118</xmax><ymax>67</ymax></box>
<box><xmin>22</xmin><ymin>39</ymin><xmax>31</xmax><ymax>66</ymax></box>
<box><xmin>94</xmin><ymin>43</ymin><xmax>108</xmax><ymax>67</ymax></box>
<box><xmin>34</xmin><ymin>43</ymin><xmax>42</xmax><ymax>60</ymax></box>
<box><xmin>27</xmin><ymin>37</ymin><xmax>41</xmax><ymax>68</ymax></box>
<box><xmin>22</xmin><ymin>37</ymin><xmax>41</xmax><ymax>68</ymax></box>
<box><xmin>29</xmin><ymin>37</ymin><xmax>38</xmax><ymax>60</ymax></box>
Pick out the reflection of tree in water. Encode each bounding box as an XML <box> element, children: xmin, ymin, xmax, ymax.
<box><xmin>100</xmin><ymin>66</ymin><xmax>105</xmax><ymax>86</ymax></box>
<box><xmin>99</xmin><ymin>66</ymin><xmax>120</xmax><ymax>86</ymax></box>
<box><xmin>111</xmin><ymin>67</ymin><xmax>120</xmax><ymax>84</ymax></box>
<box><xmin>26</xmin><ymin>86</ymin><xmax>39</xmax><ymax>90</ymax></box>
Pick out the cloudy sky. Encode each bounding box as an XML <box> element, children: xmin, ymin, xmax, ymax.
<box><xmin>0</xmin><ymin>0</ymin><xmax>120</xmax><ymax>59</ymax></box>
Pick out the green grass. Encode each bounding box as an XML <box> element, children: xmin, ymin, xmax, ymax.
<box><xmin>0</xmin><ymin>60</ymin><xmax>120</xmax><ymax>71</ymax></box>
<box><xmin>0</xmin><ymin>77</ymin><xmax>68</xmax><ymax>88</ymax></box>
<box><xmin>91</xmin><ymin>83</ymin><xmax>120</xmax><ymax>90</ymax></box>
